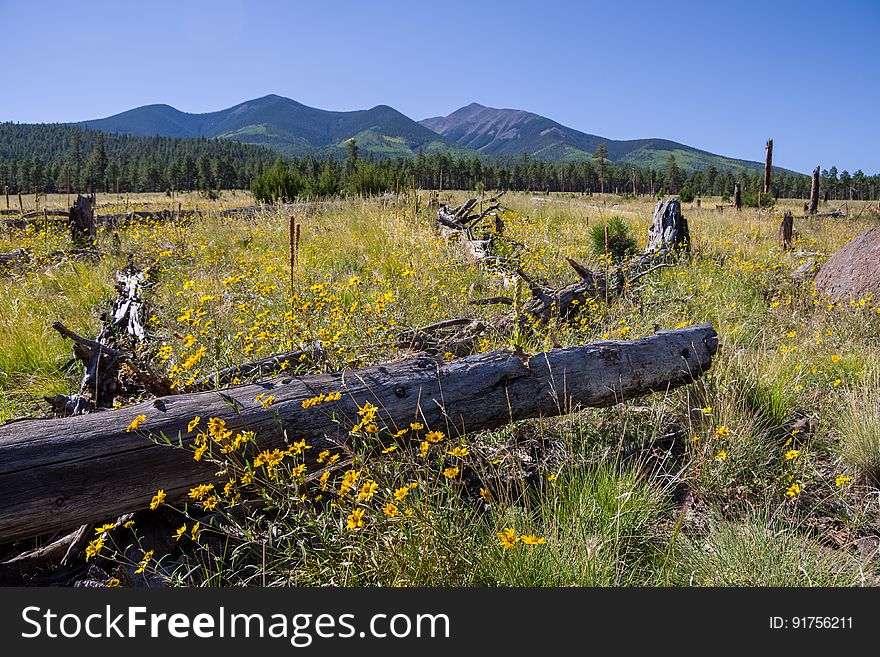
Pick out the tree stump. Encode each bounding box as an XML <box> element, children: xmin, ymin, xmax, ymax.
<box><xmin>778</xmin><ymin>211</ymin><xmax>793</xmax><ymax>252</ymax></box>
<box><xmin>69</xmin><ymin>194</ymin><xmax>95</xmax><ymax>246</ymax></box>
<box><xmin>734</xmin><ymin>184</ymin><xmax>742</xmax><ymax>210</ymax></box>
<box><xmin>646</xmin><ymin>197</ymin><xmax>689</xmax><ymax>255</ymax></box>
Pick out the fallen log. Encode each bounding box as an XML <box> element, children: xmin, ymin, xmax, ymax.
<box><xmin>0</xmin><ymin>323</ymin><xmax>718</xmax><ymax>544</ymax></box>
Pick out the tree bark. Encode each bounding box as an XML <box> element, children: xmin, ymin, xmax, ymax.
<box><xmin>646</xmin><ymin>197</ymin><xmax>689</xmax><ymax>255</ymax></box>
<box><xmin>69</xmin><ymin>194</ymin><xmax>95</xmax><ymax>246</ymax></box>
<box><xmin>809</xmin><ymin>166</ymin><xmax>820</xmax><ymax>214</ymax></box>
<box><xmin>0</xmin><ymin>324</ymin><xmax>718</xmax><ymax>544</ymax></box>
<box><xmin>778</xmin><ymin>211</ymin><xmax>793</xmax><ymax>252</ymax></box>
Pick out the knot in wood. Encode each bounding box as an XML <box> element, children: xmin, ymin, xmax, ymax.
<box><xmin>394</xmin><ymin>386</ymin><xmax>406</xmax><ymax>398</ymax></box>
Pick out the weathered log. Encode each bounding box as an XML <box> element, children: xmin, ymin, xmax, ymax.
<box><xmin>0</xmin><ymin>324</ymin><xmax>718</xmax><ymax>544</ymax></box>
<box><xmin>809</xmin><ymin>166</ymin><xmax>820</xmax><ymax>214</ymax></box>
<box><xmin>734</xmin><ymin>184</ymin><xmax>742</xmax><ymax>210</ymax></box>
<box><xmin>0</xmin><ymin>248</ymin><xmax>30</xmax><ymax>266</ymax></box>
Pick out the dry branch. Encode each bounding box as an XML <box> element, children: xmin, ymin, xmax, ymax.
<box><xmin>0</xmin><ymin>323</ymin><xmax>718</xmax><ymax>544</ymax></box>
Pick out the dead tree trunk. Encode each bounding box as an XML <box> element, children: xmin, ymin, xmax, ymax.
<box><xmin>734</xmin><ymin>184</ymin><xmax>742</xmax><ymax>210</ymax></box>
<box><xmin>809</xmin><ymin>166</ymin><xmax>820</xmax><ymax>214</ymax></box>
<box><xmin>645</xmin><ymin>197</ymin><xmax>690</xmax><ymax>255</ymax></box>
<box><xmin>764</xmin><ymin>139</ymin><xmax>773</xmax><ymax>194</ymax></box>
<box><xmin>778</xmin><ymin>211</ymin><xmax>793</xmax><ymax>252</ymax></box>
<box><xmin>0</xmin><ymin>324</ymin><xmax>718</xmax><ymax>544</ymax></box>
<box><xmin>69</xmin><ymin>194</ymin><xmax>95</xmax><ymax>246</ymax></box>
<box><xmin>45</xmin><ymin>266</ymin><xmax>169</xmax><ymax>416</ymax></box>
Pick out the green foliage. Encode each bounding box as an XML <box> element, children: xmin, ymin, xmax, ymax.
<box><xmin>482</xmin><ymin>461</ymin><xmax>671</xmax><ymax>586</ymax></box>
<box><xmin>251</xmin><ymin>159</ymin><xmax>302</xmax><ymax>202</ymax></box>
<box><xmin>670</xmin><ymin>518</ymin><xmax>863</xmax><ymax>586</ymax></box>
<box><xmin>741</xmin><ymin>190</ymin><xmax>775</xmax><ymax>208</ymax></box>
<box><xmin>678</xmin><ymin>186</ymin><xmax>695</xmax><ymax>203</ymax></box>
<box><xmin>589</xmin><ymin>215</ymin><xmax>638</xmax><ymax>262</ymax></box>
<box><xmin>837</xmin><ymin>373</ymin><xmax>880</xmax><ymax>485</ymax></box>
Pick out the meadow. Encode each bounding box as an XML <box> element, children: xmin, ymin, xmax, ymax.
<box><xmin>1</xmin><ymin>189</ymin><xmax>879</xmax><ymax>586</ymax></box>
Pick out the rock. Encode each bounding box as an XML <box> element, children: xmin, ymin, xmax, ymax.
<box><xmin>813</xmin><ymin>227</ymin><xmax>880</xmax><ymax>301</ymax></box>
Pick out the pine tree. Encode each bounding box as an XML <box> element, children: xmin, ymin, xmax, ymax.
<box><xmin>593</xmin><ymin>143</ymin><xmax>608</xmax><ymax>193</ymax></box>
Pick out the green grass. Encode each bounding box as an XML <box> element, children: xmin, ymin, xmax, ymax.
<box><xmin>3</xmin><ymin>191</ymin><xmax>879</xmax><ymax>586</ymax></box>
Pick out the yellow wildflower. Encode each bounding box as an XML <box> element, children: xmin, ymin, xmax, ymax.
<box><xmin>187</xmin><ymin>416</ymin><xmax>201</xmax><ymax>432</ymax></box>
<box><xmin>715</xmin><ymin>450</ymin><xmax>727</xmax><ymax>461</ymax></box>
<box><xmin>347</xmin><ymin>508</ymin><xmax>365</xmax><ymax>530</ymax></box>
<box><xmin>425</xmin><ymin>431</ymin><xmax>445</xmax><ymax>444</ymax></box>
<box><xmin>319</xmin><ymin>470</ymin><xmax>331</xmax><ymax>491</ymax></box>
<box><xmin>126</xmin><ymin>414</ymin><xmax>147</xmax><ymax>432</ymax></box>
<box><xmin>497</xmin><ymin>527</ymin><xmax>519</xmax><ymax>549</ymax></box>
<box><xmin>442</xmin><ymin>467</ymin><xmax>460</xmax><ymax>479</ymax></box>
<box><xmin>358</xmin><ymin>480</ymin><xmax>379</xmax><ymax>501</ymax></box>
<box><xmin>174</xmin><ymin>524</ymin><xmax>187</xmax><ymax>541</ymax></box>
<box><xmin>188</xmin><ymin>483</ymin><xmax>214</xmax><ymax>500</ymax></box>
<box><xmin>134</xmin><ymin>550</ymin><xmax>154</xmax><ymax>574</ymax></box>
<box><xmin>149</xmin><ymin>490</ymin><xmax>166</xmax><ymax>510</ymax></box>
<box><xmin>382</xmin><ymin>502</ymin><xmax>399</xmax><ymax>518</ymax></box>
<box><xmin>835</xmin><ymin>475</ymin><xmax>851</xmax><ymax>487</ymax></box>
<box><xmin>520</xmin><ymin>535</ymin><xmax>546</xmax><ymax>546</ymax></box>
<box><xmin>784</xmin><ymin>449</ymin><xmax>799</xmax><ymax>461</ymax></box>
<box><xmin>714</xmin><ymin>426</ymin><xmax>731</xmax><ymax>439</ymax></box>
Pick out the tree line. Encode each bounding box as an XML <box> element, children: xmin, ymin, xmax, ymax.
<box><xmin>0</xmin><ymin>123</ymin><xmax>276</xmax><ymax>195</ymax></box>
<box><xmin>2</xmin><ymin>123</ymin><xmax>878</xmax><ymax>202</ymax></box>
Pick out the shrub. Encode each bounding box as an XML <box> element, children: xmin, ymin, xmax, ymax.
<box><xmin>589</xmin><ymin>216</ymin><xmax>638</xmax><ymax>263</ymax></box>
<box><xmin>678</xmin><ymin>187</ymin><xmax>695</xmax><ymax>203</ymax></box>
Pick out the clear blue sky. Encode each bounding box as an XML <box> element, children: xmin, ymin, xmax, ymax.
<box><xmin>3</xmin><ymin>0</ymin><xmax>878</xmax><ymax>174</ymax></box>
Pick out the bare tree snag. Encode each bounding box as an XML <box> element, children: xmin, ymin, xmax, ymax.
<box><xmin>778</xmin><ymin>211</ymin><xmax>794</xmax><ymax>252</ymax></box>
<box><xmin>764</xmin><ymin>139</ymin><xmax>773</xmax><ymax>194</ymax></box>
<box><xmin>0</xmin><ymin>324</ymin><xmax>718</xmax><ymax>544</ymax></box>
<box><xmin>809</xmin><ymin>166</ymin><xmax>820</xmax><ymax>214</ymax></box>
<box><xmin>734</xmin><ymin>184</ymin><xmax>742</xmax><ymax>210</ymax></box>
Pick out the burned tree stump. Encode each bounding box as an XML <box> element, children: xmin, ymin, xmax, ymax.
<box><xmin>809</xmin><ymin>166</ymin><xmax>820</xmax><ymax>214</ymax></box>
<box><xmin>734</xmin><ymin>184</ymin><xmax>742</xmax><ymax>210</ymax></box>
<box><xmin>778</xmin><ymin>211</ymin><xmax>794</xmax><ymax>252</ymax></box>
<box><xmin>646</xmin><ymin>197</ymin><xmax>689</xmax><ymax>256</ymax></box>
<box><xmin>69</xmin><ymin>194</ymin><xmax>96</xmax><ymax>246</ymax></box>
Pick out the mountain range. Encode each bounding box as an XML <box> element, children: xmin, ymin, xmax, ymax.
<box><xmin>76</xmin><ymin>94</ymin><xmax>766</xmax><ymax>174</ymax></box>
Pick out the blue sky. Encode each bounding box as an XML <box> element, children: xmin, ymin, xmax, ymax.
<box><xmin>3</xmin><ymin>0</ymin><xmax>878</xmax><ymax>174</ymax></box>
